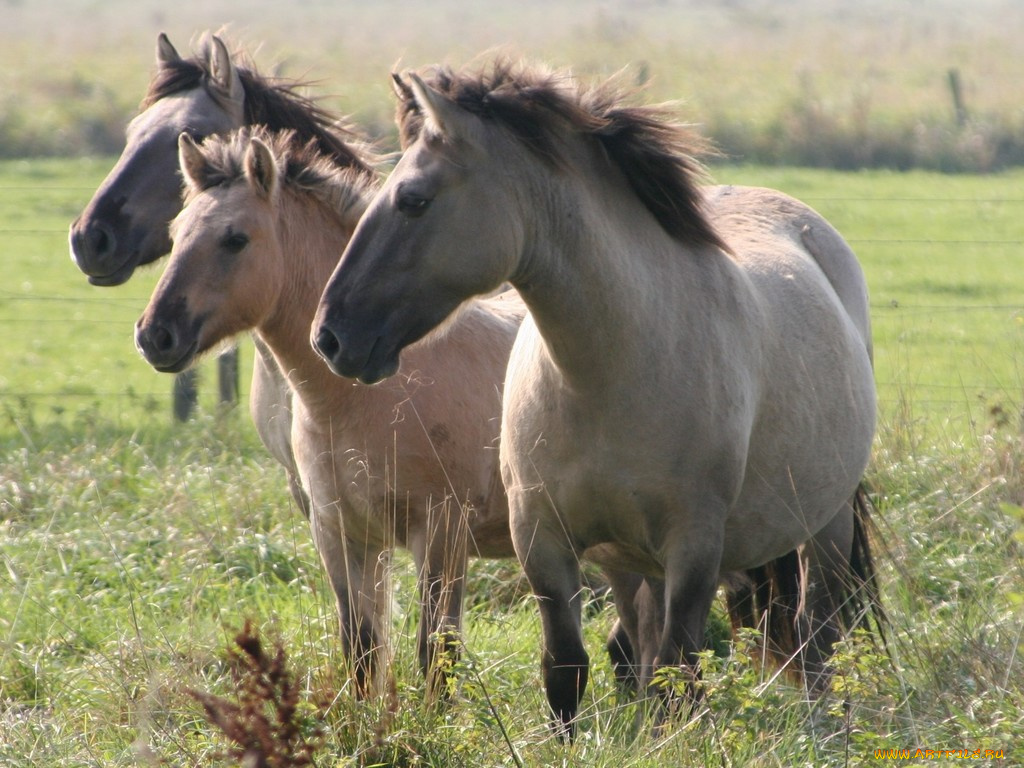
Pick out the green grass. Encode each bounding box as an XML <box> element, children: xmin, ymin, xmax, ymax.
<box><xmin>4</xmin><ymin>1</ymin><xmax>1024</xmax><ymax>169</ymax></box>
<box><xmin>1</xmin><ymin>158</ymin><xmax>1023</xmax><ymax>765</ymax></box>
<box><xmin>715</xmin><ymin>166</ymin><xmax>1024</xmax><ymax>446</ymax></box>
<box><xmin>0</xmin><ymin>157</ymin><xmax>256</xmax><ymax>433</ymax></box>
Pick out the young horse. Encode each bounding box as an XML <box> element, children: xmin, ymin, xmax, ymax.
<box><xmin>69</xmin><ymin>32</ymin><xmax>370</xmax><ymax>519</ymax></box>
<box><xmin>135</xmin><ymin>127</ymin><xmax>525</xmax><ymax>696</ymax></box>
<box><xmin>312</xmin><ymin>61</ymin><xmax>882</xmax><ymax>735</ymax></box>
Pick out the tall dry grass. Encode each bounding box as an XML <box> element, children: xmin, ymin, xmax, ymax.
<box><xmin>3</xmin><ymin>0</ymin><xmax>1023</xmax><ymax>169</ymax></box>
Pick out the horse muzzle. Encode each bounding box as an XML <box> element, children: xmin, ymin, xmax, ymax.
<box><xmin>135</xmin><ymin>317</ymin><xmax>200</xmax><ymax>374</ymax></box>
<box><xmin>68</xmin><ymin>217</ymin><xmax>141</xmax><ymax>287</ymax></box>
<box><xmin>311</xmin><ymin>320</ymin><xmax>399</xmax><ymax>385</ymax></box>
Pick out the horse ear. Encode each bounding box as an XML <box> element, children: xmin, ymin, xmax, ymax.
<box><xmin>391</xmin><ymin>72</ymin><xmax>414</xmax><ymax>103</ymax></box>
<box><xmin>408</xmin><ymin>72</ymin><xmax>463</xmax><ymax>141</ymax></box>
<box><xmin>209</xmin><ymin>35</ymin><xmax>245</xmax><ymax>108</ymax></box>
<box><xmin>178</xmin><ymin>133</ymin><xmax>210</xmax><ymax>190</ymax></box>
<box><xmin>245</xmin><ymin>138</ymin><xmax>279</xmax><ymax>201</ymax></box>
<box><xmin>178</xmin><ymin>133</ymin><xmax>208</xmax><ymax>188</ymax></box>
<box><xmin>156</xmin><ymin>33</ymin><xmax>181</xmax><ymax>68</ymax></box>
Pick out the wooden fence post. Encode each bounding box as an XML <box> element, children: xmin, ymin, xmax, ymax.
<box><xmin>218</xmin><ymin>345</ymin><xmax>240</xmax><ymax>407</ymax></box>
<box><xmin>172</xmin><ymin>368</ymin><xmax>199</xmax><ymax>421</ymax></box>
<box><xmin>947</xmin><ymin>68</ymin><xmax>968</xmax><ymax>127</ymax></box>
<box><xmin>171</xmin><ymin>344</ymin><xmax>239</xmax><ymax>421</ymax></box>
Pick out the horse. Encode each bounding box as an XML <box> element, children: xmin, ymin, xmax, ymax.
<box><xmin>311</xmin><ymin>60</ymin><xmax>884</xmax><ymax>736</ymax></box>
<box><xmin>134</xmin><ymin>126</ymin><xmax>526</xmax><ymax>696</ymax></box>
<box><xmin>68</xmin><ymin>32</ymin><xmax>371</xmax><ymax>519</ymax></box>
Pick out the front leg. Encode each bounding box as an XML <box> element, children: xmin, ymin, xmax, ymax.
<box><xmin>648</xmin><ymin>526</ymin><xmax>724</xmax><ymax>730</ymax></box>
<box><xmin>310</xmin><ymin>506</ymin><xmax>388</xmax><ymax>696</ymax></box>
<box><xmin>512</xmin><ymin>513</ymin><xmax>589</xmax><ymax>740</ymax></box>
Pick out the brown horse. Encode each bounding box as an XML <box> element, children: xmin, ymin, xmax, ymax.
<box><xmin>135</xmin><ymin>127</ymin><xmax>525</xmax><ymax>696</ymax></box>
<box><xmin>69</xmin><ymin>32</ymin><xmax>371</xmax><ymax>519</ymax></box>
<box><xmin>312</xmin><ymin>60</ymin><xmax>884</xmax><ymax>735</ymax></box>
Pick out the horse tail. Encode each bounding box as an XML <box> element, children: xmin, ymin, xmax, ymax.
<box><xmin>725</xmin><ymin>482</ymin><xmax>888</xmax><ymax>676</ymax></box>
<box><xmin>725</xmin><ymin>553</ymin><xmax>803</xmax><ymax>672</ymax></box>
<box><xmin>843</xmin><ymin>483</ymin><xmax>889</xmax><ymax>646</ymax></box>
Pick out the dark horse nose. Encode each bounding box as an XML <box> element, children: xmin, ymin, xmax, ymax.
<box><xmin>135</xmin><ymin>319</ymin><xmax>180</xmax><ymax>367</ymax></box>
<box><xmin>312</xmin><ymin>324</ymin><xmax>342</xmax><ymax>365</ymax></box>
<box><xmin>69</xmin><ymin>218</ymin><xmax>117</xmax><ymax>271</ymax></box>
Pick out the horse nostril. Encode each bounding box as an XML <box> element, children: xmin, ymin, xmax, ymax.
<box><xmin>313</xmin><ymin>325</ymin><xmax>341</xmax><ymax>361</ymax></box>
<box><xmin>137</xmin><ymin>322</ymin><xmax>176</xmax><ymax>357</ymax></box>
<box><xmin>151</xmin><ymin>324</ymin><xmax>176</xmax><ymax>353</ymax></box>
<box><xmin>70</xmin><ymin>220</ymin><xmax>117</xmax><ymax>264</ymax></box>
<box><xmin>92</xmin><ymin>222</ymin><xmax>115</xmax><ymax>257</ymax></box>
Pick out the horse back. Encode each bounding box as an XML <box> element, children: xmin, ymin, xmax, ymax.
<box><xmin>704</xmin><ymin>185</ymin><xmax>872</xmax><ymax>361</ymax></box>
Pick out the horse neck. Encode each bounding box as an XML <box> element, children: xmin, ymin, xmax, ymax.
<box><xmin>513</xmin><ymin>152</ymin><xmax>721</xmax><ymax>394</ymax></box>
<box><xmin>256</xmin><ymin>190</ymin><xmax>360</xmax><ymax>413</ymax></box>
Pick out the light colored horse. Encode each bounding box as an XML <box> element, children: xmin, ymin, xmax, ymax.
<box><xmin>69</xmin><ymin>32</ymin><xmax>370</xmax><ymax>519</ymax></box>
<box><xmin>312</xmin><ymin>61</ymin><xmax>883</xmax><ymax>735</ymax></box>
<box><xmin>135</xmin><ymin>127</ymin><xmax>525</xmax><ymax>695</ymax></box>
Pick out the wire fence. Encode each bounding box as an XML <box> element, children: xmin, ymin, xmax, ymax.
<box><xmin>2</xmin><ymin>187</ymin><xmax>1023</xmax><ymax>434</ymax></box>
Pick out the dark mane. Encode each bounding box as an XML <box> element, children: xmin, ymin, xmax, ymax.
<box><xmin>397</xmin><ymin>60</ymin><xmax>726</xmax><ymax>251</ymax></box>
<box><xmin>183</xmin><ymin>126</ymin><xmax>378</xmax><ymax>220</ymax></box>
<box><xmin>144</xmin><ymin>43</ymin><xmax>373</xmax><ymax>175</ymax></box>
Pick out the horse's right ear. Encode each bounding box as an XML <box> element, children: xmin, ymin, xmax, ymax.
<box><xmin>408</xmin><ymin>73</ymin><xmax>465</xmax><ymax>141</ymax></box>
<box><xmin>208</xmin><ymin>35</ymin><xmax>245</xmax><ymax>111</ymax></box>
<box><xmin>245</xmin><ymin>138</ymin><xmax>279</xmax><ymax>201</ymax></box>
<box><xmin>156</xmin><ymin>33</ymin><xmax>181</xmax><ymax>68</ymax></box>
<box><xmin>178</xmin><ymin>133</ymin><xmax>209</xmax><ymax>189</ymax></box>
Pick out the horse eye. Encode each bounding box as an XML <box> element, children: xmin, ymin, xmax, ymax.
<box><xmin>397</xmin><ymin>193</ymin><xmax>431</xmax><ymax>217</ymax></box>
<box><xmin>221</xmin><ymin>232</ymin><xmax>249</xmax><ymax>253</ymax></box>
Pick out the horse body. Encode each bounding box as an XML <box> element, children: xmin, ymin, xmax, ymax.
<box><xmin>313</xmin><ymin>62</ymin><xmax>880</xmax><ymax>734</ymax></box>
<box><xmin>503</xmin><ymin>187</ymin><xmax>874</xmax><ymax>576</ymax></box>
<box><xmin>135</xmin><ymin>128</ymin><xmax>522</xmax><ymax>693</ymax></box>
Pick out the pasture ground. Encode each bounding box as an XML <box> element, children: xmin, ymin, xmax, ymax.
<box><xmin>1</xmin><ymin>158</ymin><xmax>1022</xmax><ymax>765</ymax></box>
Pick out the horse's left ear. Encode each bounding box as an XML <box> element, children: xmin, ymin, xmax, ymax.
<box><xmin>408</xmin><ymin>73</ymin><xmax>464</xmax><ymax>141</ymax></box>
<box><xmin>178</xmin><ymin>133</ymin><xmax>212</xmax><ymax>190</ymax></box>
<box><xmin>245</xmin><ymin>138</ymin><xmax>279</xmax><ymax>201</ymax></box>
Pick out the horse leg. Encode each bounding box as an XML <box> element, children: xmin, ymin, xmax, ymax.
<box><xmin>310</xmin><ymin>508</ymin><xmax>387</xmax><ymax>696</ymax></box>
<box><xmin>602</xmin><ymin>568</ymin><xmax>643</xmax><ymax>691</ymax></box>
<box><xmin>649</xmin><ymin>532</ymin><xmax>723</xmax><ymax>727</ymax></box>
<box><xmin>514</xmin><ymin>523</ymin><xmax>589</xmax><ymax>740</ymax></box>
<box><xmin>412</xmin><ymin>499</ymin><xmax>469</xmax><ymax>700</ymax></box>
<box><xmin>286</xmin><ymin>471</ymin><xmax>312</xmax><ymax>519</ymax></box>
<box><xmin>797</xmin><ymin>501</ymin><xmax>854</xmax><ymax>696</ymax></box>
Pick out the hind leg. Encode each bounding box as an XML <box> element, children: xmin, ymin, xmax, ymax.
<box><xmin>798</xmin><ymin>502</ymin><xmax>854</xmax><ymax>696</ymax></box>
<box><xmin>411</xmin><ymin>500</ymin><xmax>469</xmax><ymax>701</ymax></box>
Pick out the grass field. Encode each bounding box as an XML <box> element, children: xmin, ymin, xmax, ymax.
<box><xmin>1</xmin><ymin>155</ymin><xmax>1023</xmax><ymax>766</ymax></box>
<box><xmin>4</xmin><ymin>0</ymin><xmax>1024</xmax><ymax>169</ymax></box>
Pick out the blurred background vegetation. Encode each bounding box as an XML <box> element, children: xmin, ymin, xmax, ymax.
<box><xmin>3</xmin><ymin>0</ymin><xmax>1023</xmax><ymax>171</ymax></box>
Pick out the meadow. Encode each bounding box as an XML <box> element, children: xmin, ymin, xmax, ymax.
<box><xmin>3</xmin><ymin>0</ymin><xmax>1024</xmax><ymax>170</ymax></box>
<box><xmin>2</xmin><ymin>0</ymin><xmax>1024</xmax><ymax>763</ymax></box>
<box><xmin>0</xmin><ymin>153</ymin><xmax>1022</xmax><ymax>765</ymax></box>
